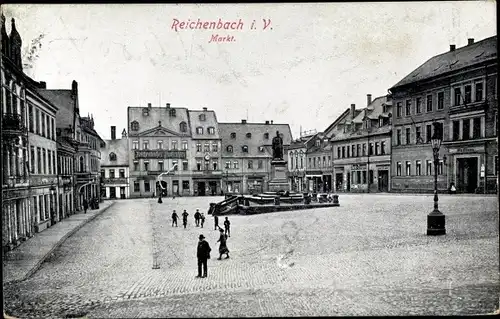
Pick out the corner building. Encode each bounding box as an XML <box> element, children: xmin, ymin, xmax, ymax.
<box><xmin>101</xmin><ymin>126</ymin><xmax>130</xmax><ymax>199</ymax></box>
<box><xmin>390</xmin><ymin>36</ymin><xmax>497</xmax><ymax>193</ymax></box>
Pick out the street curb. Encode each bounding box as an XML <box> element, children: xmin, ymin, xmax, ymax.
<box><xmin>19</xmin><ymin>201</ymin><xmax>116</xmax><ymax>283</ymax></box>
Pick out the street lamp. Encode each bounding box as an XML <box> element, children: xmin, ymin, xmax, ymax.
<box><xmin>49</xmin><ymin>184</ymin><xmax>56</xmax><ymax>225</ymax></box>
<box><xmin>427</xmin><ymin>122</ymin><xmax>446</xmax><ymax>236</ymax></box>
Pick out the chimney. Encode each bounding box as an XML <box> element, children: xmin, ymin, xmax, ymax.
<box><xmin>166</xmin><ymin>103</ymin><xmax>170</xmax><ymax>108</ymax></box>
<box><xmin>203</xmin><ymin>107</ymin><xmax>207</xmax><ymax>111</ymax></box>
<box><xmin>271</xmin><ymin>120</ymin><xmax>273</xmax><ymax>124</ymax></box>
<box><xmin>367</xmin><ymin>94</ymin><xmax>372</xmax><ymax>106</ymax></box>
<box><xmin>350</xmin><ymin>104</ymin><xmax>356</xmax><ymax>118</ymax></box>
<box><xmin>121</xmin><ymin>128</ymin><xmax>127</xmax><ymax>138</ymax></box>
<box><xmin>39</xmin><ymin>81</ymin><xmax>46</xmax><ymax>89</ymax></box>
<box><xmin>468</xmin><ymin>38</ymin><xmax>474</xmax><ymax>45</ymax></box>
<box><xmin>71</xmin><ymin>80</ymin><xmax>78</xmax><ymax>94</ymax></box>
<box><xmin>111</xmin><ymin>126</ymin><xmax>116</xmax><ymax>140</ymax></box>
<box><xmin>241</xmin><ymin>119</ymin><xmax>247</xmax><ymax>124</ymax></box>
<box><xmin>450</xmin><ymin>44</ymin><xmax>456</xmax><ymax>52</ymax></box>
<box><xmin>147</xmin><ymin>103</ymin><xmax>152</xmax><ymax>108</ymax></box>
<box><xmin>265</xmin><ymin>120</ymin><xmax>269</xmax><ymax>124</ymax></box>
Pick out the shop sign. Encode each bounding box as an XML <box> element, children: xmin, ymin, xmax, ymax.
<box><xmin>134</xmin><ymin>150</ymin><xmax>187</xmax><ymax>159</ymax></box>
<box><xmin>449</xmin><ymin>146</ymin><xmax>484</xmax><ymax>154</ymax></box>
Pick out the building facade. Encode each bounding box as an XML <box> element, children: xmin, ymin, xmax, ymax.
<box><xmin>287</xmin><ymin>138</ymin><xmax>308</xmax><ymax>192</ymax></box>
<box><xmin>101</xmin><ymin>126</ymin><xmax>130</xmax><ymax>199</ymax></box>
<box><xmin>330</xmin><ymin>95</ymin><xmax>393</xmax><ymax>193</ymax></box>
<box><xmin>303</xmin><ymin>133</ymin><xmax>334</xmax><ymax>193</ymax></box>
<box><xmin>390</xmin><ymin>36</ymin><xmax>497</xmax><ymax>193</ymax></box>
<box><xmin>56</xmin><ymin>133</ymin><xmax>76</xmax><ymax>219</ymax></box>
<box><xmin>219</xmin><ymin>120</ymin><xmax>293</xmax><ymax>195</ymax></box>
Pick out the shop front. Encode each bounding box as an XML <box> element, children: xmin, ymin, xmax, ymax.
<box><xmin>448</xmin><ymin>144</ymin><xmax>485</xmax><ymax>193</ymax></box>
<box><xmin>193</xmin><ymin>178</ymin><xmax>221</xmax><ymax>196</ymax></box>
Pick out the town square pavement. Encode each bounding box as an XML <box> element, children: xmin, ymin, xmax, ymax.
<box><xmin>3</xmin><ymin>194</ymin><xmax>499</xmax><ymax>318</ymax></box>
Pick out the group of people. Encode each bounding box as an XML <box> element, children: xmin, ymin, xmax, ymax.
<box><xmin>170</xmin><ymin>209</ymin><xmax>207</xmax><ymax>228</ymax></box>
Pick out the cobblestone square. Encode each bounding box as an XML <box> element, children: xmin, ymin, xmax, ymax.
<box><xmin>3</xmin><ymin>194</ymin><xmax>499</xmax><ymax>318</ymax></box>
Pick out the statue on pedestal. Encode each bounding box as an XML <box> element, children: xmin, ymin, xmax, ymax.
<box><xmin>272</xmin><ymin>131</ymin><xmax>283</xmax><ymax>161</ymax></box>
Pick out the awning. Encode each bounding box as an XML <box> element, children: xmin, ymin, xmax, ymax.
<box><xmin>306</xmin><ymin>175</ymin><xmax>323</xmax><ymax>178</ymax></box>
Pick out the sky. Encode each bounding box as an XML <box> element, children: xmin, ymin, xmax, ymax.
<box><xmin>2</xmin><ymin>2</ymin><xmax>496</xmax><ymax>140</ymax></box>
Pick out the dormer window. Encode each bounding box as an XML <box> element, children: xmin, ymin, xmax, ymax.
<box><xmin>199</xmin><ymin>114</ymin><xmax>206</xmax><ymax>121</ymax></box>
<box><xmin>142</xmin><ymin>108</ymin><xmax>149</xmax><ymax>116</ymax></box>
<box><xmin>242</xmin><ymin>145</ymin><xmax>248</xmax><ymax>153</ymax></box>
<box><xmin>227</xmin><ymin>145</ymin><xmax>233</xmax><ymax>153</ymax></box>
<box><xmin>258</xmin><ymin>146</ymin><xmax>264</xmax><ymax>152</ymax></box>
<box><xmin>230</xmin><ymin>132</ymin><xmax>236</xmax><ymax>139</ymax></box>
<box><xmin>315</xmin><ymin>140</ymin><xmax>320</xmax><ymax>147</ymax></box>
<box><xmin>196</xmin><ymin>127</ymin><xmax>204</xmax><ymax>134</ymax></box>
<box><xmin>109</xmin><ymin>152</ymin><xmax>117</xmax><ymax>161</ymax></box>
<box><xmin>208</xmin><ymin>127</ymin><xmax>215</xmax><ymax>135</ymax></box>
<box><xmin>131</xmin><ymin>121</ymin><xmax>139</xmax><ymax>131</ymax></box>
<box><xmin>246</xmin><ymin>133</ymin><xmax>252</xmax><ymax>138</ymax></box>
<box><xmin>179</xmin><ymin>121</ymin><xmax>187</xmax><ymax>133</ymax></box>
<box><xmin>264</xmin><ymin>132</ymin><xmax>269</xmax><ymax>139</ymax></box>
<box><xmin>169</xmin><ymin>109</ymin><xmax>176</xmax><ymax>117</ymax></box>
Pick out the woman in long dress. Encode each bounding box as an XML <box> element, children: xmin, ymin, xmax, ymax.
<box><xmin>217</xmin><ymin>228</ymin><xmax>229</xmax><ymax>260</ymax></box>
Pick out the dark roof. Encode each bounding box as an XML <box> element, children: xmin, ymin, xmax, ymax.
<box><xmin>101</xmin><ymin>138</ymin><xmax>129</xmax><ymax>166</ymax></box>
<box><xmin>128</xmin><ymin>106</ymin><xmax>191</xmax><ymax>137</ymax></box>
<box><xmin>188</xmin><ymin>110</ymin><xmax>220</xmax><ymax>139</ymax></box>
<box><xmin>38</xmin><ymin>89</ymin><xmax>74</xmax><ymax>128</ymax></box>
<box><xmin>391</xmin><ymin>36</ymin><xmax>497</xmax><ymax>89</ymax></box>
<box><xmin>219</xmin><ymin>122</ymin><xmax>292</xmax><ymax>158</ymax></box>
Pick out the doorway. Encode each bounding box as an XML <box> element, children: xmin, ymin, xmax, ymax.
<box><xmin>457</xmin><ymin>157</ymin><xmax>478</xmax><ymax>193</ymax></box>
<box><xmin>120</xmin><ymin>187</ymin><xmax>126</xmax><ymax>199</ymax></box>
<box><xmin>209</xmin><ymin>181</ymin><xmax>217</xmax><ymax>196</ymax></box>
<box><xmin>378</xmin><ymin>170</ymin><xmax>389</xmax><ymax>192</ymax></box>
<box><xmin>197</xmin><ymin>182</ymin><xmax>206</xmax><ymax>196</ymax></box>
<box><xmin>109</xmin><ymin>187</ymin><xmax>116</xmax><ymax>199</ymax></box>
<box><xmin>346</xmin><ymin>172</ymin><xmax>351</xmax><ymax>191</ymax></box>
<box><xmin>335</xmin><ymin>173</ymin><xmax>343</xmax><ymax>192</ymax></box>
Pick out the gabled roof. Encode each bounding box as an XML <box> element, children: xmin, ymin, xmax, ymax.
<box><xmin>391</xmin><ymin>35</ymin><xmax>497</xmax><ymax>89</ymax></box>
<box><xmin>188</xmin><ymin>110</ymin><xmax>220</xmax><ymax>139</ymax></box>
<box><xmin>219</xmin><ymin>122</ymin><xmax>292</xmax><ymax>158</ymax></box>
<box><xmin>127</xmin><ymin>106</ymin><xmax>191</xmax><ymax>137</ymax></box>
<box><xmin>136</xmin><ymin>124</ymin><xmax>185</xmax><ymax>137</ymax></box>
<box><xmin>101</xmin><ymin>138</ymin><xmax>129</xmax><ymax>166</ymax></box>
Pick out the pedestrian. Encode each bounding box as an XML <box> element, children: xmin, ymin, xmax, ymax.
<box><xmin>217</xmin><ymin>228</ymin><xmax>230</xmax><ymax>260</ymax></box>
<box><xmin>171</xmin><ymin>210</ymin><xmax>179</xmax><ymax>227</ymax></box>
<box><xmin>224</xmin><ymin>217</ymin><xmax>231</xmax><ymax>237</ymax></box>
<box><xmin>200</xmin><ymin>213</ymin><xmax>205</xmax><ymax>228</ymax></box>
<box><xmin>182</xmin><ymin>210</ymin><xmax>189</xmax><ymax>229</ymax></box>
<box><xmin>214</xmin><ymin>214</ymin><xmax>219</xmax><ymax>230</ymax></box>
<box><xmin>194</xmin><ymin>209</ymin><xmax>201</xmax><ymax>227</ymax></box>
<box><xmin>196</xmin><ymin>234</ymin><xmax>211</xmax><ymax>278</ymax></box>
<box><xmin>83</xmin><ymin>199</ymin><xmax>88</xmax><ymax>214</ymax></box>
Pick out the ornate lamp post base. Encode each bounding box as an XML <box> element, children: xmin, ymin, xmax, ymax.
<box><xmin>427</xmin><ymin>210</ymin><xmax>446</xmax><ymax>235</ymax></box>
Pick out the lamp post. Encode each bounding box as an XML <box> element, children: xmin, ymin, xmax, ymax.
<box><xmin>427</xmin><ymin>122</ymin><xmax>446</xmax><ymax>236</ymax></box>
<box><xmin>49</xmin><ymin>184</ymin><xmax>56</xmax><ymax>225</ymax></box>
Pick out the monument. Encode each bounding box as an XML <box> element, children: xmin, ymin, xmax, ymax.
<box><xmin>268</xmin><ymin>131</ymin><xmax>291</xmax><ymax>193</ymax></box>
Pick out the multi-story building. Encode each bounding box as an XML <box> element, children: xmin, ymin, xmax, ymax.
<box><xmin>101</xmin><ymin>126</ymin><xmax>130</xmax><ymax>199</ymax></box>
<box><xmin>189</xmin><ymin>108</ymin><xmax>223</xmax><ymax>196</ymax></box>
<box><xmin>304</xmin><ymin>132</ymin><xmax>334</xmax><ymax>193</ymax></box>
<box><xmin>128</xmin><ymin>103</ymin><xmax>193</xmax><ymax>197</ymax></box>
<box><xmin>330</xmin><ymin>95</ymin><xmax>393</xmax><ymax>193</ymax></box>
<box><xmin>56</xmin><ymin>130</ymin><xmax>76</xmax><ymax>219</ymax></box>
<box><xmin>287</xmin><ymin>137</ymin><xmax>309</xmax><ymax>192</ymax></box>
<box><xmin>219</xmin><ymin>120</ymin><xmax>293</xmax><ymax>195</ymax></box>
<box><xmin>389</xmin><ymin>36</ymin><xmax>497</xmax><ymax>193</ymax></box>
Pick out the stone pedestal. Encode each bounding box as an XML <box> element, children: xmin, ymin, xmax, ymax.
<box><xmin>268</xmin><ymin>160</ymin><xmax>291</xmax><ymax>193</ymax></box>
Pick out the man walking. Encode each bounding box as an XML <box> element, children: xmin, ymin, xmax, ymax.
<box><xmin>171</xmin><ymin>210</ymin><xmax>179</xmax><ymax>227</ymax></box>
<box><xmin>214</xmin><ymin>214</ymin><xmax>219</xmax><ymax>230</ymax></box>
<box><xmin>224</xmin><ymin>217</ymin><xmax>231</xmax><ymax>237</ymax></box>
<box><xmin>194</xmin><ymin>209</ymin><xmax>201</xmax><ymax>227</ymax></box>
<box><xmin>200</xmin><ymin>213</ymin><xmax>205</xmax><ymax>228</ymax></box>
<box><xmin>83</xmin><ymin>199</ymin><xmax>88</xmax><ymax>214</ymax></box>
<box><xmin>196</xmin><ymin>234</ymin><xmax>211</xmax><ymax>278</ymax></box>
<box><xmin>182</xmin><ymin>210</ymin><xmax>189</xmax><ymax>229</ymax></box>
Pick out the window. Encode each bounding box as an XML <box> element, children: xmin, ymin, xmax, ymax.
<box><xmin>242</xmin><ymin>145</ymin><xmax>248</xmax><ymax>153</ymax></box>
<box><xmin>416</xmin><ymin>126</ymin><xmax>421</xmax><ymax>143</ymax></box>
<box><xmin>109</xmin><ymin>169</ymin><xmax>115</xmax><ymax>178</ymax></box>
<box><xmin>143</xmin><ymin>140</ymin><xmax>149</xmax><ymax>150</ymax></box>
<box><xmin>48</xmin><ymin>118</ymin><xmax>51</xmax><ymax>140</ymax></box>
<box><xmin>416</xmin><ymin>97</ymin><xmax>422</xmax><ymax>114</ymax></box>
<box><xmin>452</xmin><ymin>120</ymin><xmax>460</xmax><ymax>141</ymax></box>
<box><xmin>328</xmin><ymin>155</ymin><xmax>331</xmax><ymax>167</ymax></box>
<box><xmin>426</xmin><ymin>95</ymin><xmax>433</xmax><ymax>112</ymax></box>
<box><xmin>227</xmin><ymin>145</ymin><xmax>233</xmax><ymax>153</ymax></box>
<box><xmin>172</xmin><ymin>160</ymin><xmax>178</xmax><ymax>171</ymax></box>
<box><xmin>495</xmin><ymin>156</ymin><xmax>498</xmax><ymax>176</ymax></box>
<box><xmin>157</xmin><ymin>141</ymin><xmax>163</xmax><ymax>149</ymax></box>
<box><xmin>230</xmin><ymin>132</ymin><xmax>236</xmax><ymax>139</ymax></box>
<box><xmin>158</xmin><ymin>161</ymin><xmax>164</xmax><ymax>171</ymax></box>
<box><xmin>42</xmin><ymin>149</ymin><xmax>46</xmax><ymax>174</ymax></box>
<box><xmin>134</xmin><ymin>181</ymin><xmax>140</xmax><ymax>192</ymax></box>
<box><xmin>48</xmin><ymin>150</ymin><xmax>52</xmax><ymax>174</ymax></box>
<box><xmin>437</xmin><ymin>92</ymin><xmax>444</xmax><ymax>110</ymax></box>
<box><xmin>405</xmin><ymin>100</ymin><xmax>411</xmax><ymax>116</ymax></box>
<box><xmin>133</xmin><ymin>161</ymin><xmax>139</xmax><ymax>171</ymax></box>
<box><xmin>264</xmin><ymin>133</ymin><xmax>269</xmax><ymax>139</ymax></box>
<box><xmin>369</xmin><ymin>143</ymin><xmax>374</xmax><ymax>156</ymax></box>
<box><xmin>183</xmin><ymin>180</ymin><xmax>190</xmax><ymax>191</ymax></box>
<box><xmin>258</xmin><ymin>146</ymin><xmax>264</xmax><ymax>152</ymax></box>
<box><xmin>248</xmin><ymin>160</ymin><xmax>253</xmax><ymax>169</ymax></box>
<box><xmin>199</xmin><ymin>114</ymin><xmax>206</xmax><ymax>121</ymax></box>
<box><xmin>375</xmin><ymin>142</ymin><xmax>379</xmax><ymax>155</ymax></box>
<box><xmin>396</xmin><ymin>102</ymin><xmax>402</xmax><ymax>117</ymax></box>
<box><xmin>316</xmin><ymin>140</ymin><xmax>321</xmax><ymax>147</ymax></box>
<box><xmin>454</xmin><ymin>87</ymin><xmax>461</xmax><ymax>106</ymax></box>
<box><xmin>182</xmin><ymin>161</ymin><xmax>188</xmax><ymax>171</ymax></box>
<box><xmin>196</xmin><ymin>127</ymin><xmax>203</xmax><ymax>134</ymax></box>
<box><xmin>28</xmin><ymin>104</ymin><xmax>34</xmax><ymax>133</ymax></box>
<box><xmin>212</xmin><ymin>142</ymin><xmax>218</xmax><ymax>152</ymax></box>
<box><xmin>144</xmin><ymin>181</ymin><xmax>150</xmax><ymax>192</ymax></box>
<box><xmin>196</xmin><ymin>143</ymin><xmax>202</xmax><ymax>152</ymax></box>
<box><xmin>347</xmin><ymin>147</ymin><xmax>350</xmax><ymax>158</ymax></box>
<box><xmin>337</xmin><ymin>147</ymin><xmax>341</xmax><ymax>159</ymax></box>
<box><xmin>313</xmin><ymin>157</ymin><xmax>316</xmax><ymax>168</ymax></box>
<box><xmin>30</xmin><ymin>146</ymin><xmax>35</xmax><ymax>174</ymax></box>
<box><xmin>169</xmin><ymin>109</ymin><xmax>176</xmax><ymax>117</ymax></box>
<box><xmin>109</xmin><ymin>152</ymin><xmax>117</xmax><ymax>161</ymax></box>
<box><xmin>179</xmin><ymin>121</ymin><xmax>187</xmax><ymax>132</ymax></box>
<box><xmin>362</xmin><ymin>144</ymin><xmax>366</xmax><ymax>156</ymax></box>
<box><xmin>381</xmin><ymin>141</ymin><xmax>386</xmax><ymax>155</ymax></box>
<box><xmin>475</xmin><ymin>82</ymin><xmax>484</xmax><ymax>102</ymax></box>
<box><xmin>101</xmin><ymin>169</ymin><xmax>105</xmax><ymax>178</ymax></box>
<box><xmin>396</xmin><ymin>129</ymin><xmax>401</xmax><ymax>146</ymax></box>
<box><xmin>351</xmin><ymin>145</ymin><xmax>355</xmax><ymax>157</ymax></box>
<box><xmin>258</xmin><ymin>160</ymin><xmax>263</xmax><ymax>169</ymax></box>
<box><xmin>426</xmin><ymin>124</ymin><xmax>432</xmax><ymax>143</ymax></box>
<box><xmin>144</xmin><ymin>161</ymin><xmax>149</xmax><ymax>171</ymax></box>
<box><xmin>463</xmin><ymin>119</ymin><xmax>471</xmax><ymax>140</ymax></box>
<box><xmin>197</xmin><ymin>161</ymin><xmax>202</xmax><ymax>171</ymax></box>
<box><xmin>133</xmin><ymin>141</ymin><xmax>139</xmax><ymax>150</ymax></box>
<box><xmin>473</xmin><ymin>118</ymin><xmax>481</xmax><ymax>139</ymax></box>
<box><xmin>464</xmin><ymin>84</ymin><xmax>472</xmax><ymax>104</ymax></box>
<box><xmin>233</xmin><ymin>161</ymin><xmax>239</xmax><ymax>169</ymax></box>
<box><xmin>208</xmin><ymin>127</ymin><xmax>215</xmax><ymax>135</ymax></box>
<box><xmin>416</xmin><ymin>160</ymin><xmax>422</xmax><ymax>176</ymax></box>
<box><xmin>405</xmin><ymin>161</ymin><xmax>411</xmax><ymax>176</ymax></box>
<box><xmin>204</xmin><ymin>143</ymin><xmax>210</xmax><ymax>152</ymax></box>
<box><xmin>119</xmin><ymin>169</ymin><xmax>125</xmax><ymax>178</ymax></box>
<box><xmin>35</xmin><ymin>109</ymin><xmax>40</xmax><ymax>134</ymax></box>
<box><xmin>405</xmin><ymin>128</ymin><xmax>411</xmax><ymax>145</ymax></box>
<box><xmin>131</xmin><ymin>121</ymin><xmax>139</xmax><ymax>131</ymax></box>
<box><xmin>225</xmin><ymin>161</ymin><xmax>231</xmax><ymax>169</ymax></box>
<box><xmin>41</xmin><ymin>113</ymin><xmax>46</xmax><ymax>137</ymax></box>
<box><xmin>246</xmin><ymin>133</ymin><xmax>252</xmax><ymax>138</ymax></box>
<box><xmin>435</xmin><ymin>122</ymin><xmax>444</xmax><ymax>140</ymax></box>
<box><xmin>181</xmin><ymin>140</ymin><xmax>188</xmax><ymax>150</ymax></box>
<box><xmin>172</xmin><ymin>141</ymin><xmax>178</xmax><ymax>150</ymax></box>
<box><xmin>426</xmin><ymin>160</ymin><xmax>432</xmax><ymax>175</ymax></box>
<box><xmin>356</xmin><ymin>144</ymin><xmax>360</xmax><ymax>157</ymax></box>
<box><xmin>438</xmin><ymin>160</ymin><xmax>444</xmax><ymax>175</ymax></box>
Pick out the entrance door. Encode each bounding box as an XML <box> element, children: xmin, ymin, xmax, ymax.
<box><xmin>109</xmin><ymin>187</ymin><xmax>116</xmax><ymax>199</ymax></box>
<box><xmin>209</xmin><ymin>181</ymin><xmax>217</xmax><ymax>196</ymax></box>
<box><xmin>457</xmin><ymin>157</ymin><xmax>478</xmax><ymax>193</ymax></box>
<box><xmin>346</xmin><ymin>172</ymin><xmax>351</xmax><ymax>191</ymax></box>
<box><xmin>120</xmin><ymin>187</ymin><xmax>126</xmax><ymax>199</ymax></box>
<box><xmin>335</xmin><ymin>173</ymin><xmax>343</xmax><ymax>192</ymax></box>
<box><xmin>378</xmin><ymin>170</ymin><xmax>389</xmax><ymax>192</ymax></box>
<box><xmin>198</xmin><ymin>182</ymin><xmax>206</xmax><ymax>196</ymax></box>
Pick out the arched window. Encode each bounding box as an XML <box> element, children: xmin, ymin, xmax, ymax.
<box><xmin>242</xmin><ymin>145</ymin><xmax>248</xmax><ymax>153</ymax></box>
<box><xmin>109</xmin><ymin>152</ymin><xmax>117</xmax><ymax>161</ymax></box>
<box><xmin>230</xmin><ymin>132</ymin><xmax>236</xmax><ymax>139</ymax></box>
<box><xmin>246</xmin><ymin>133</ymin><xmax>252</xmax><ymax>138</ymax></box>
<box><xmin>227</xmin><ymin>145</ymin><xmax>233</xmax><ymax>153</ymax></box>
<box><xmin>179</xmin><ymin>121</ymin><xmax>187</xmax><ymax>132</ymax></box>
<box><xmin>131</xmin><ymin>121</ymin><xmax>139</xmax><ymax>131</ymax></box>
<box><xmin>79</xmin><ymin>156</ymin><xmax>84</xmax><ymax>172</ymax></box>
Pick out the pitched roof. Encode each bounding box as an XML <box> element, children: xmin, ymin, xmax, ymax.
<box><xmin>128</xmin><ymin>106</ymin><xmax>191</xmax><ymax>137</ymax></box>
<box><xmin>37</xmin><ymin>89</ymin><xmax>74</xmax><ymax>128</ymax></box>
<box><xmin>188</xmin><ymin>110</ymin><xmax>220</xmax><ymax>139</ymax></box>
<box><xmin>391</xmin><ymin>36</ymin><xmax>497</xmax><ymax>89</ymax></box>
<box><xmin>219</xmin><ymin>122</ymin><xmax>292</xmax><ymax>158</ymax></box>
<box><xmin>101</xmin><ymin>138</ymin><xmax>129</xmax><ymax>166</ymax></box>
